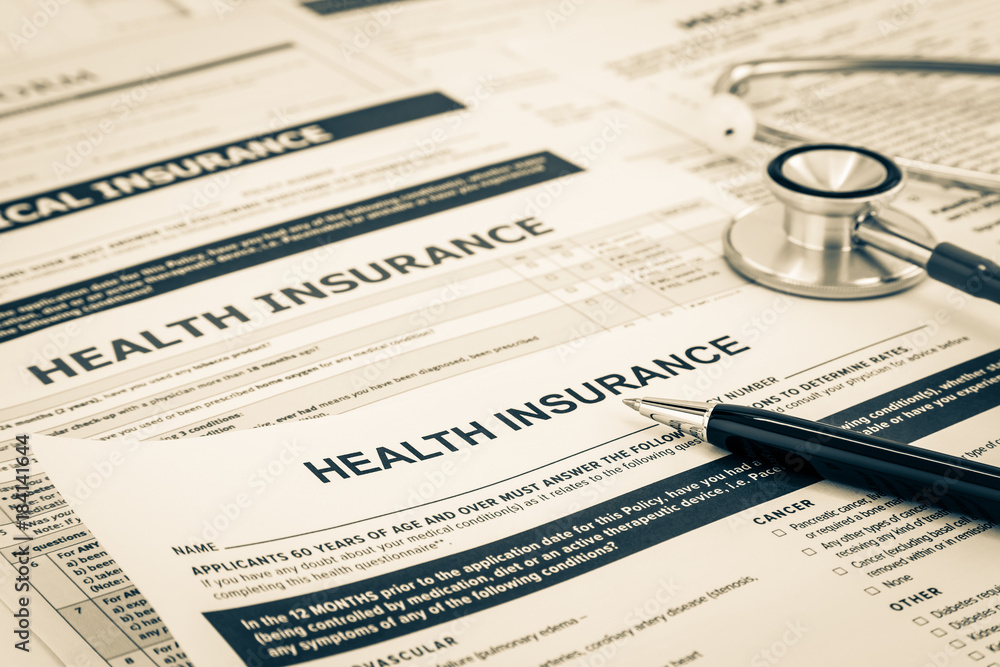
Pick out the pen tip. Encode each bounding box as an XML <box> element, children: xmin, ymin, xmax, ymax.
<box><xmin>622</xmin><ymin>398</ymin><xmax>640</xmax><ymax>411</ymax></box>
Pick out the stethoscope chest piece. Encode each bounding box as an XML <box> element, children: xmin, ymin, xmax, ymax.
<box><xmin>724</xmin><ymin>144</ymin><xmax>936</xmax><ymax>299</ymax></box>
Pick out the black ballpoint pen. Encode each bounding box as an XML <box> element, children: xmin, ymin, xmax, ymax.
<box><xmin>623</xmin><ymin>397</ymin><xmax>1000</xmax><ymax>524</ymax></box>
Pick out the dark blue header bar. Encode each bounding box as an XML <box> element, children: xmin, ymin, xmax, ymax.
<box><xmin>821</xmin><ymin>349</ymin><xmax>1000</xmax><ymax>442</ymax></box>
<box><xmin>303</xmin><ymin>0</ymin><xmax>403</xmax><ymax>15</ymax></box>
<box><xmin>0</xmin><ymin>92</ymin><xmax>463</xmax><ymax>233</ymax></box>
<box><xmin>1</xmin><ymin>152</ymin><xmax>581</xmax><ymax>343</ymax></box>
<box><xmin>203</xmin><ymin>454</ymin><xmax>812</xmax><ymax>665</ymax></box>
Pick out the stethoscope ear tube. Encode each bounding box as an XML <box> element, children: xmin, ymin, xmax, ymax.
<box><xmin>711</xmin><ymin>56</ymin><xmax>1000</xmax><ymax>194</ymax></box>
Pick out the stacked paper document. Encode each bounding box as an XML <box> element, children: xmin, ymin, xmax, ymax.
<box><xmin>3</xmin><ymin>1</ymin><xmax>1000</xmax><ymax>665</ymax></box>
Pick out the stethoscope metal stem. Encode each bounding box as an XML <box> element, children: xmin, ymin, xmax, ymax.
<box><xmin>853</xmin><ymin>216</ymin><xmax>933</xmax><ymax>268</ymax></box>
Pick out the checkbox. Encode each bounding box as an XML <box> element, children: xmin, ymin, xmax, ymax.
<box><xmin>833</xmin><ymin>567</ymin><xmax>847</xmax><ymax>576</ymax></box>
<box><xmin>772</xmin><ymin>529</ymin><xmax>786</xmax><ymax>537</ymax></box>
<box><xmin>969</xmin><ymin>652</ymin><xmax>983</xmax><ymax>661</ymax></box>
<box><xmin>865</xmin><ymin>587</ymin><xmax>880</xmax><ymax>596</ymax></box>
<box><xmin>913</xmin><ymin>617</ymin><xmax>928</xmax><ymax>626</ymax></box>
<box><xmin>802</xmin><ymin>548</ymin><xmax>817</xmax><ymax>556</ymax></box>
<box><xmin>949</xmin><ymin>640</ymin><xmax>966</xmax><ymax>649</ymax></box>
<box><xmin>931</xmin><ymin>628</ymin><xmax>946</xmax><ymax>637</ymax></box>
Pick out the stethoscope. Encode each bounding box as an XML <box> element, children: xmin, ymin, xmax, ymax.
<box><xmin>706</xmin><ymin>57</ymin><xmax>1000</xmax><ymax>304</ymax></box>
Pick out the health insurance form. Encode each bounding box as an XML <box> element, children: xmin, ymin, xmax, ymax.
<box><xmin>274</xmin><ymin>0</ymin><xmax>765</xmax><ymax>211</ymax></box>
<box><xmin>31</xmin><ymin>268</ymin><xmax>1000</xmax><ymax>666</ymax></box>
<box><xmin>6</xmin><ymin>2</ymin><xmax>1000</xmax><ymax>666</ymax></box>
<box><xmin>0</xmin><ymin>6</ymin><xmax>748</xmax><ymax>666</ymax></box>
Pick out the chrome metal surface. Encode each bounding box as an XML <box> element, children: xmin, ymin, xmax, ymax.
<box><xmin>625</xmin><ymin>398</ymin><xmax>713</xmax><ymax>441</ymax></box>
<box><xmin>724</xmin><ymin>144</ymin><xmax>938</xmax><ymax>299</ymax></box>
<box><xmin>724</xmin><ymin>203</ymin><xmax>930</xmax><ymax>298</ymax></box>
<box><xmin>854</xmin><ymin>213</ymin><xmax>934</xmax><ymax>268</ymax></box>
<box><xmin>781</xmin><ymin>149</ymin><xmax>888</xmax><ymax>194</ymax></box>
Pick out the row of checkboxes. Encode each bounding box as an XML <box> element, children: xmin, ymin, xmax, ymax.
<box><xmin>781</xmin><ymin>532</ymin><xmax>889</xmax><ymax>581</ymax></box>
<box><xmin>773</xmin><ymin>528</ymin><xmax>999</xmax><ymax>664</ymax></box>
<box><xmin>911</xmin><ymin>618</ymin><xmax>994</xmax><ymax>662</ymax></box>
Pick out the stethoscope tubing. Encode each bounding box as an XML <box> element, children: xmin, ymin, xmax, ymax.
<box><xmin>713</xmin><ymin>56</ymin><xmax>1000</xmax><ymax>193</ymax></box>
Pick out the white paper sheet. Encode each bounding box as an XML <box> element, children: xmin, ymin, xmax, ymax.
<box><xmin>30</xmin><ymin>278</ymin><xmax>1000</xmax><ymax>666</ymax></box>
<box><xmin>0</xmin><ymin>0</ymin><xmax>192</xmax><ymax>61</ymax></box>
<box><xmin>6</xmin><ymin>2</ymin><xmax>1000</xmax><ymax>665</ymax></box>
<box><xmin>0</xmin><ymin>8</ymin><xmax>718</xmax><ymax>659</ymax></box>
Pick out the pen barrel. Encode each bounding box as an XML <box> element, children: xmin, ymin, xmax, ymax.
<box><xmin>707</xmin><ymin>405</ymin><xmax>1000</xmax><ymax>524</ymax></box>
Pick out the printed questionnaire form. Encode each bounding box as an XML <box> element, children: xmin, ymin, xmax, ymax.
<box><xmin>4</xmin><ymin>0</ymin><xmax>1000</xmax><ymax>666</ymax></box>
